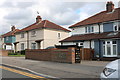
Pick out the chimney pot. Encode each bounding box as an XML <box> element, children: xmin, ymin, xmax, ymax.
<box><xmin>36</xmin><ymin>15</ymin><xmax>42</xmax><ymax>23</ymax></box>
<box><xmin>106</xmin><ymin>1</ymin><xmax>114</xmax><ymax>12</ymax></box>
<box><xmin>11</xmin><ymin>25</ymin><xmax>15</xmax><ymax>31</ymax></box>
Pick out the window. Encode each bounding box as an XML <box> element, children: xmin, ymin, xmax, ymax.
<box><xmin>103</xmin><ymin>41</ymin><xmax>117</xmax><ymax>56</ymax></box>
<box><xmin>31</xmin><ymin>43</ymin><xmax>36</xmax><ymax>49</ymax></box>
<box><xmin>85</xmin><ymin>27</ymin><xmax>88</xmax><ymax>33</ymax></box>
<box><xmin>114</xmin><ymin>25</ymin><xmax>118</xmax><ymax>31</ymax></box>
<box><xmin>112</xmin><ymin>41</ymin><xmax>116</xmax><ymax>44</ymax></box>
<box><xmin>31</xmin><ymin>31</ymin><xmax>36</xmax><ymax>37</ymax></box>
<box><xmin>21</xmin><ymin>33</ymin><xmax>24</xmax><ymax>38</ymax></box>
<box><xmin>91</xmin><ymin>26</ymin><xmax>94</xmax><ymax>32</ymax></box>
<box><xmin>21</xmin><ymin>43</ymin><xmax>24</xmax><ymax>50</ymax></box>
<box><xmin>113</xmin><ymin>22</ymin><xmax>120</xmax><ymax>31</ymax></box>
<box><xmin>88</xmin><ymin>27</ymin><xmax>91</xmax><ymax>33</ymax></box>
<box><xmin>6</xmin><ymin>37</ymin><xmax>9</xmax><ymax>41</ymax></box>
<box><xmin>113</xmin><ymin>45</ymin><xmax>117</xmax><ymax>55</ymax></box>
<box><xmin>85</xmin><ymin>26</ymin><xmax>94</xmax><ymax>33</ymax></box>
<box><xmin>58</xmin><ymin>33</ymin><xmax>61</xmax><ymax>39</ymax></box>
<box><xmin>113</xmin><ymin>40</ymin><xmax>117</xmax><ymax>55</ymax></box>
<box><xmin>78</xmin><ymin>42</ymin><xmax>83</xmax><ymax>48</ymax></box>
<box><xmin>103</xmin><ymin>45</ymin><xmax>105</xmax><ymax>55</ymax></box>
<box><xmin>119</xmin><ymin>26</ymin><xmax>120</xmax><ymax>31</ymax></box>
<box><xmin>107</xmin><ymin>44</ymin><xmax>111</xmax><ymax>55</ymax></box>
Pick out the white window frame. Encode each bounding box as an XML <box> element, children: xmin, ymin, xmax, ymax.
<box><xmin>103</xmin><ymin>41</ymin><xmax>117</xmax><ymax>57</ymax></box>
<box><xmin>58</xmin><ymin>33</ymin><xmax>61</xmax><ymax>39</ymax></box>
<box><xmin>21</xmin><ymin>33</ymin><xmax>24</xmax><ymax>38</ymax></box>
<box><xmin>31</xmin><ymin>30</ymin><xmax>36</xmax><ymax>37</ymax></box>
<box><xmin>85</xmin><ymin>26</ymin><xmax>94</xmax><ymax>33</ymax></box>
<box><xmin>85</xmin><ymin>27</ymin><xmax>88</xmax><ymax>33</ymax></box>
<box><xmin>6</xmin><ymin>37</ymin><xmax>9</xmax><ymax>41</ymax></box>
<box><xmin>21</xmin><ymin>43</ymin><xmax>24</xmax><ymax>50</ymax></box>
<box><xmin>78</xmin><ymin>42</ymin><xmax>84</xmax><ymax>48</ymax></box>
<box><xmin>113</xmin><ymin>25</ymin><xmax>118</xmax><ymax>31</ymax></box>
<box><xmin>31</xmin><ymin>43</ymin><xmax>36</xmax><ymax>49</ymax></box>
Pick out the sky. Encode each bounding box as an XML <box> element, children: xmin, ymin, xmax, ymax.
<box><xmin>0</xmin><ymin>0</ymin><xmax>119</xmax><ymax>35</ymax></box>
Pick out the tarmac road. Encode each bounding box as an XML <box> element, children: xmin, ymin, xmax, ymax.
<box><xmin>0</xmin><ymin>64</ymin><xmax>51</xmax><ymax>80</ymax></box>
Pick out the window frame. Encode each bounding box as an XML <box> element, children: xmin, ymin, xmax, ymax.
<box><xmin>58</xmin><ymin>33</ymin><xmax>61</xmax><ymax>39</ymax></box>
<box><xmin>103</xmin><ymin>40</ymin><xmax>117</xmax><ymax>57</ymax></box>
<box><xmin>21</xmin><ymin>33</ymin><xmax>24</xmax><ymax>38</ymax></box>
<box><xmin>31</xmin><ymin>30</ymin><xmax>36</xmax><ymax>37</ymax></box>
<box><xmin>31</xmin><ymin>43</ymin><xmax>36</xmax><ymax>49</ymax></box>
<box><xmin>21</xmin><ymin>43</ymin><xmax>24</xmax><ymax>50</ymax></box>
<box><xmin>6</xmin><ymin>37</ymin><xmax>9</xmax><ymax>41</ymax></box>
<box><xmin>113</xmin><ymin>25</ymin><xmax>118</xmax><ymax>31</ymax></box>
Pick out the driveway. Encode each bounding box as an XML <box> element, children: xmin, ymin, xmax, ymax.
<box><xmin>2</xmin><ymin>57</ymin><xmax>110</xmax><ymax>78</ymax></box>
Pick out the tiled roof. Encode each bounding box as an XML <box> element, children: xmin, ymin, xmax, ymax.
<box><xmin>17</xmin><ymin>20</ymin><xmax>71</xmax><ymax>33</ymax></box>
<box><xmin>60</xmin><ymin>32</ymin><xmax>120</xmax><ymax>42</ymax></box>
<box><xmin>2</xmin><ymin>29</ymin><xmax>20</xmax><ymax>37</ymax></box>
<box><xmin>69</xmin><ymin>8</ymin><xmax>120</xmax><ymax>28</ymax></box>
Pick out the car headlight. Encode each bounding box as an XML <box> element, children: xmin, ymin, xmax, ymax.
<box><xmin>103</xmin><ymin>68</ymin><xmax>116</xmax><ymax>77</ymax></box>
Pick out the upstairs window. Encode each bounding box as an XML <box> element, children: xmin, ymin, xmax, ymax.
<box><xmin>6</xmin><ymin>37</ymin><xmax>9</xmax><ymax>41</ymax></box>
<box><xmin>114</xmin><ymin>25</ymin><xmax>118</xmax><ymax>31</ymax></box>
<box><xmin>119</xmin><ymin>26</ymin><xmax>120</xmax><ymax>31</ymax></box>
<box><xmin>21</xmin><ymin>33</ymin><xmax>24</xmax><ymax>38</ymax></box>
<box><xmin>31</xmin><ymin>31</ymin><xmax>36</xmax><ymax>37</ymax></box>
<box><xmin>91</xmin><ymin>26</ymin><xmax>94</xmax><ymax>32</ymax></box>
<box><xmin>85</xmin><ymin>27</ymin><xmax>88</xmax><ymax>33</ymax></box>
<box><xmin>85</xmin><ymin>26</ymin><xmax>94</xmax><ymax>33</ymax></box>
<box><xmin>113</xmin><ymin>22</ymin><xmax>120</xmax><ymax>31</ymax></box>
<box><xmin>88</xmin><ymin>27</ymin><xmax>91</xmax><ymax>33</ymax></box>
<box><xmin>58</xmin><ymin>33</ymin><xmax>61</xmax><ymax>39</ymax></box>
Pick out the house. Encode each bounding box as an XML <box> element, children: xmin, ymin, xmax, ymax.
<box><xmin>15</xmin><ymin>15</ymin><xmax>70</xmax><ymax>51</ymax></box>
<box><xmin>0</xmin><ymin>35</ymin><xmax>4</xmax><ymax>49</ymax></box>
<box><xmin>60</xmin><ymin>2</ymin><xmax>120</xmax><ymax>59</ymax></box>
<box><xmin>1</xmin><ymin>26</ymin><xmax>20</xmax><ymax>50</ymax></box>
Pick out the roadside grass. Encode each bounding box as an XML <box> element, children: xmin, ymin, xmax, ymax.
<box><xmin>8</xmin><ymin>52</ymin><xmax>25</xmax><ymax>57</ymax></box>
<box><xmin>8</xmin><ymin>54</ymin><xmax>25</xmax><ymax>57</ymax></box>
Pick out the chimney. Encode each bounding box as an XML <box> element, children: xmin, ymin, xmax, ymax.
<box><xmin>106</xmin><ymin>1</ymin><xmax>114</xmax><ymax>12</ymax></box>
<box><xmin>11</xmin><ymin>25</ymin><xmax>15</xmax><ymax>31</ymax></box>
<box><xmin>36</xmin><ymin>15</ymin><xmax>42</xmax><ymax>23</ymax></box>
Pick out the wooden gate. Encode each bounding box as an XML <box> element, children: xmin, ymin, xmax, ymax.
<box><xmin>80</xmin><ymin>48</ymin><xmax>94</xmax><ymax>60</ymax></box>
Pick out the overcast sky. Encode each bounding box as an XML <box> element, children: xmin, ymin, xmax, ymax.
<box><xmin>0</xmin><ymin>0</ymin><xmax>119</xmax><ymax>34</ymax></box>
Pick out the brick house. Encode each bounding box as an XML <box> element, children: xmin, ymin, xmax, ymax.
<box><xmin>60</xmin><ymin>2</ymin><xmax>120</xmax><ymax>59</ymax></box>
<box><xmin>15</xmin><ymin>15</ymin><xmax>70</xmax><ymax>51</ymax></box>
<box><xmin>1</xmin><ymin>26</ymin><xmax>20</xmax><ymax>50</ymax></box>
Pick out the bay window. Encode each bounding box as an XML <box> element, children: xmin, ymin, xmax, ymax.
<box><xmin>103</xmin><ymin>40</ymin><xmax>117</xmax><ymax>57</ymax></box>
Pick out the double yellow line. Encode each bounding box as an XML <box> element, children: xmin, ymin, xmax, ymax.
<box><xmin>0</xmin><ymin>65</ymin><xmax>49</xmax><ymax>80</ymax></box>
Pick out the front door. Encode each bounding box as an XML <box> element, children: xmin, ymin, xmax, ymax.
<box><xmin>103</xmin><ymin>40</ymin><xmax>117</xmax><ymax>57</ymax></box>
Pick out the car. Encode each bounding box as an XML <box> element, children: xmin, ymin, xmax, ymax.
<box><xmin>100</xmin><ymin>59</ymin><xmax>120</xmax><ymax>80</ymax></box>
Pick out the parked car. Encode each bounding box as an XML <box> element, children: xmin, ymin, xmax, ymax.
<box><xmin>100</xmin><ymin>59</ymin><xmax>120</xmax><ymax>80</ymax></box>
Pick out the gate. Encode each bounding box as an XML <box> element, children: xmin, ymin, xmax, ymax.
<box><xmin>75</xmin><ymin>47</ymin><xmax>81</xmax><ymax>63</ymax></box>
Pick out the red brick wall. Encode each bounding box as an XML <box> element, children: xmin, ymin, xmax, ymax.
<box><xmin>25</xmin><ymin>48</ymin><xmax>75</xmax><ymax>63</ymax></box>
<box><xmin>0</xmin><ymin>50</ymin><xmax>9</xmax><ymax>56</ymax></box>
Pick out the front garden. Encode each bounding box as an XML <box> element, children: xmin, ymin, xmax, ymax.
<box><xmin>8</xmin><ymin>50</ymin><xmax>25</xmax><ymax>57</ymax></box>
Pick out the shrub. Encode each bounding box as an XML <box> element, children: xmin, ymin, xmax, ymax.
<box><xmin>20</xmin><ymin>50</ymin><xmax>25</xmax><ymax>55</ymax></box>
<box><xmin>8</xmin><ymin>52</ymin><xmax>17</xmax><ymax>55</ymax></box>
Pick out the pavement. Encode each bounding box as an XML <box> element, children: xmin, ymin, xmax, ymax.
<box><xmin>2</xmin><ymin>57</ymin><xmax>110</xmax><ymax>78</ymax></box>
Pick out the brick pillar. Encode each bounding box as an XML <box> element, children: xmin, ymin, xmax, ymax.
<box><xmin>68</xmin><ymin>47</ymin><xmax>75</xmax><ymax>63</ymax></box>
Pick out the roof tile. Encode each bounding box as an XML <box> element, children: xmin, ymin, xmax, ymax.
<box><xmin>69</xmin><ymin>8</ymin><xmax>120</xmax><ymax>28</ymax></box>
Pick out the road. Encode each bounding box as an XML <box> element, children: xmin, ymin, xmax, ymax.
<box><xmin>1</xmin><ymin>64</ymin><xmax>51</xmax><ymax>80</ymax></box>
<box><xmin>2</xmin><ymin>57</ymin><xmax>109</xmax><ymax>79</ymax></box>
